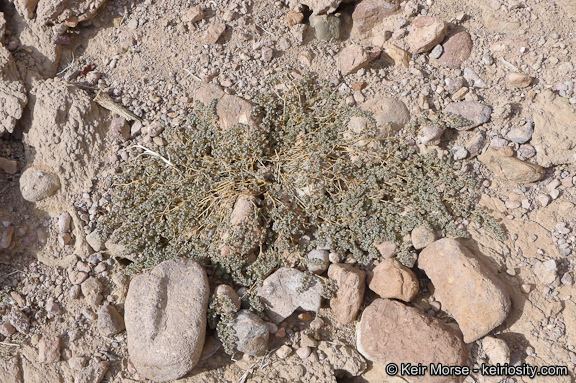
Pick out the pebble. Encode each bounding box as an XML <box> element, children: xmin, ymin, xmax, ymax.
<box><xmin>452</xmin><ymin>146</ymin><xmax>468</xmax><ymax>160</ymax></box>
<box><xmin>309</xmin><ymin>14</ymin><xmax>341</xmax><ymax>41</ymax></box>
<box><xmin>536</xmin><ymin>194</ymin><xmax>551</xmax><ymax>207</ymax></box>
<box><xmin>0</xmin><ymin>322</ymin><xmax>16</xmax><ymax>337</ymax></box>
<box><xmin>19</xmin><ymin>168</ymin><xmax>60</xmax><ymax>202</ymax></box>
<box><xmin>506</xmin><ymin>73</ymin><xmax>532</xmax><ymax>88</ymax></box>
<box><xmin>296</xmin><ymin>346</ymin><xmax>311</xmax><ymax>359</ymax></box>
<box><xmin>234</xmin><ymin>310</ymin><xmax>269</xmax><ymax>356</ymax></box>
<box><xmin>214</xmin><ymin>284</ymin><xmax>241</xmax><ymax>313</ymax></box>
<box><xmin>507</xmin><ymin>121</ymin><xmax>534</xmax><ymax>144</ymax></box>
<box><xmin>0</xmin><ymin>157</ymin><xmax>19</xmax><ymax>174</ymax></box>
<box><xmin>550</xmin><ymin>189</ymin><xmax>560</xmax><ymax>200</ymax></box>
<box><xmin>310</xmin><ymin>317</ymin><xmax>324</xmax><ymax>330</ymax></box>
<box><xmin>276</xmin><ymin>345</ymin><xmax>292</xmax><ymax>359</ymax></box>
<box><xmin>306</xmin><ymin>249</ymin><xmax>330</xmax><ymax>274</ymax></box>
<box><xmin>98</xmin><ymin>304</ymin><xmax>125</xmax><ymax>337</ymax></box>
<box><xmin>429</xmin><ymin>44</ymin><xmax>443</xmax><ymax>59</ymax></box>
<box><xmin>561</xmin><ymin>273</ymin><xmax>573</xmax><ymax>285</ymax></box>
<box><xmin>463</xmin><ymin>67</ymin><xmax>488</xmax><ymax>88</ymax></box>
<box><xmin>505</xmin><ymin>200</ymin><xmax>521</xmax><ymax>209</ymax></box>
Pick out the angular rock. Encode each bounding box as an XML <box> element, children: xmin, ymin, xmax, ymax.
<box><xmin>257</xmin><ymin>267</ymin><xmax>323</xmax><ymax>324</ymax></box>
<box><xmin>327</xmin><ymin>264</ymin><xmax>365</xmax><ymax>325</ymax></box>
<box><xmin>357</xmin><ymin>299</ymin><xmax>467</xmax><ymax>382</ymax></box>
<box><xmin>85</xmin><ymin>231</ymin><xmax>103</xmax><ymax>252</ymax></box>
<box><xmin>444</xmin><ymin>101</ymin><xmax>491</xmax><ymax>130</ymax></box>
<box><xmin>9</xmin><ymin>309</ymin><xmax>30</xmax><ymax>334</ymax></box>
<box><xmin>406</xmin><ymin>16</ymin><xmax>447</xmax><ymax>54</ymax></box>
<box><xmin>98</xmin><ymin>304</ymin><xmax>125</xmax><ymax>337</ymax></box>
<box><xmin>418</xmin><ymin>124</ymin><xmax>444</xmax><ymax>145</ymax></box>
<box><xmin>38</xmin><ymin>335</ymin><xmax>61</xmax><ymax>363</ymax></box>
<box><xmin>69</xmin><ymin>270</ymin><xmax>88</xmax><ymax>285</ymax></box>
<box><xmin>19</xmin><ymin>168</ymin><xmax>60</xmax><ymax>202</ymax></box>
<box><xmin>534</xmin><ymin>259</ymin><xmax>557</xmax><ymax>285</ymax></box>
<box><xmin>411</xmin><ymin>224</ymin><xmax>436</xmax><ymax>250</ymax></box>
<box><xmin>478</xmin><ymin>147</ymin><xmax>545</xmax><ymax>184</ymax></box>
<box><xmin>532</xmin><ymin>89</ymin><xmax>576</xmax><ymax>166</ymax></box>
<box><xmin>375</xmin><ymin>241</ymin><xmax>397</xmax><ymax>258</ymax></box>
<box><xmin>310</xmin><ymin>14</ymin><xmax>341</xmax><ymax>41</ymax></box>
<box><xmin>368</xmin><ymin>258</ymin><xmax>419</xmax><ymax>302</ymax></box>
<box><xmin>0</xmin><ymin>322</ymin><xmax>15</xmax><ymax>337</ymax></box>
<box><xmin>352</xmin><ymin>0</ymin><xmax>399</xmax><ymax>36</ymax></box>
<box><xmin>81</xmin><ymin>277</ymin><xmax>103</xmax><ymax>307</ymax></box>
<box><xmin>75</xmin><ymin>360</ymin><xmax>109</xmax><ymax>383</ymax></box>
<box><xmin>233</xmin><ymin>310</ymin><xmax>269</xmax><ymax>356</ymax></box>
<box><xmin>362</xmin><ymin>97</ymin><xmax>410</xmax><ymax>138</ymax></box>
<box><xmin>0</xmin><ymin>226</ymin><xmax>14</xmax><ymax>249</ymax></box>
<box><xmin>384</xmin><ymin>44</ymin><xmax>411</xmax><ymax>69</ymax></box>
<box><xmin>202</xmin><ymin>23</ymin><xmax>226</xmax><ymax>44</ymax></box>
<box><xmin>336</xmin><ymin>45</ymin><xmax>370</xmax><ymax>76</ymax></box>
<box><xmin>125</xmin><ymin>258</ymin><xmax>209</xmax><ymax>382</ymax></box>
<box><xmin>438</xmin><ymin>27</ymin><xmax>473</xmax><ymax>69</ymax></box>
<box><xmin>418</xmin><ymin>238</ymin><xmax>511</xmax><ymax>343</ymax></box>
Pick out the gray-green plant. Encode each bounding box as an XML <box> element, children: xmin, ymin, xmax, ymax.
<box><xmin>99</xmin><ymin>74</ymin><xmax>505</xmax><ymax>285</ymax></box>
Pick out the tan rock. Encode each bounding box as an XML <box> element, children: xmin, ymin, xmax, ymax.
<box><xmin>411</xmin><ymin>224</ymin><xmax>436</xmax><ymax>250</ymax></box>
<box><xmin>0</xmin><ymin>157</ymin><xmax>18</xmax><ymax>174</ymax></box>
<box><xmin>532</xmin><ymin>89</ymin><xmax>576</xmax><ymax>166</ymax></box>
<box><xmin>375</xmin><ymin>241</ymin><xmax>397</xmax><ymax>258</ymax></box>
<box><xmin>362</xmin><ymin>96</ymin><xmax>410</xmax><ymax>138</ymax></box>
<box><xmin>478</xmin><ymin>147</ymin><xmax>545</xmax><ymax>184</ymax></box>
<box><xmin>418</xmin><ymin>238</ymin><xmax>511</xmax><ymax>343</ymax></box>
<box><xmin>285</xmin><ymin>10</ymin><xmax>304</xmax><ymax>27</ymax></box>
<box><xmin>183</xmin><ymin>5</ymin><xmax>204</xmax><ymax>23</ymax></box>
<box><xmin>335</xmin><ymin>45</ymin><xmax>370</xmax><ymax>75</ymax></box>
<box><xmin>203</xmin><ymin>23</ymin><xmax>226</xmax><ymax>44</ymax></box>
<box><xmin>406</xmin><ymin>16</ymin><xmax>447</xmax><ymax>54</ymax></box>
<box><xmin>384</xmin><ymin>44</ymin><xmax>411</xmax><ymax>69</ymax></box>
<box><xmin>482</xmin><ymin>336</ymin><xmax>510</xmax><ymax>365</ymax></box>
<box><xmin>352</xmin><ymin>0</ymin><xmax>399</xmax><ymax>36</ymax></box>
<box><xmin>438</xmin><ymin>27</ymin><xmax>473</xmax><ymax>69</ymax></box>
<box><xmin>506</xmin><ymin>73</ymin><xmax>532</xmax><ymax>88</ymax></box>
<box><xmin>368</xmin><ymin>258</ymin><xmax>419</xmax><ymax>302</ymax></box>
<box><xmin>357</xmin><ymin>299</ymin><xmax>468</xmax><ymax>383</ymax></box>
<box><xmin>327</xmin><ymin>264</ymin><xmax>366</xmax><ymax>325</ymax></box>
<box><xmin>38</xmin><ymin>335</ymin><xmax>61</xmax><ymax>363</ymax></box>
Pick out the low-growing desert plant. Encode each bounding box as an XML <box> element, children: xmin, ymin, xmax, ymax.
<box><xmin>99</xmin><ymin>74</ymin><xmax>504</xmax><ymax>287</ymax></box>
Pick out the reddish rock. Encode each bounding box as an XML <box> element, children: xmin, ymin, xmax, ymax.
<box><xmin>406</xmin><ymin>16</ymin><xmax>447</xmax><ymax>54</ymax></box>
<box><xmin>352</xmin><ymin>0</ymin><xmax>399</xmax><ymax>36</ymax></box>
<box><xmin>203</xmin><ymin>23</ymin><xmax>226</xmax><ymax>44</ymax></box>
<box><xmin>418</xmin><ymin>238</ymin><xmax>511</xmax><ymax>343</ymax></box>
<box><xmin>38</xmin><ymin>335</ymin><xmax>61</xmax><ymax>363</ymax></box>
<box><xmin>0</xmin><ymin>157</ymin><xmax>18</xmax><ymax>174</ymax></box>
<box><xmin>368</xmin><ymin>258</ymin><xmax>419</xmax><ymax>302</ymax></box>
<box><xmin>357</xmin><ymin>299</ymin><xmax>468</xmax><ymax>383</ymax></box>
<box><xmin>327</xmin><ymin>264</ymin><xmax>366</xmax><ymax>325</ymax></box>
<box><xmin>438</xmin><ymin>27</ymin><xmax>473</xmax><ymax>69</ymax></box>
<box><xmin>336</xmin><ymin>45</ymin><xmax>370</xmax><ymax>75</ymax></box>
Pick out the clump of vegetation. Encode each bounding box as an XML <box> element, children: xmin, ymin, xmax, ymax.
<box><xmin>99</xmin><ymin>74</ymin><xmax>504</xmax><ymax>287</ymax></box>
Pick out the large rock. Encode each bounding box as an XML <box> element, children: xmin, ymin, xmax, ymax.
<box><xmin>362</xmin><ymin>97</ymin><xmax>410</xmax><ymax>137</ymax></box>
<box><xmin>478</xmin><ymin>147</ymin><xmax>545</xmax><ymax>184</ymax></box>
<box><xmin>532</xmin><ymin>89</ymin><xmax>576</xmax><ymax>166</ymax></box>
<box><xmin>368</xmin><ymin>258</ymin><xmax>419</xmax><ymax>302</ymax></box>
<box><xmin>406</xmin><ymin>16</ymin><xmax>447</xmax><ymax>54</ymax></box>
<box><xmin>125</xmin><ymin>258</ymin><xmax>209</xmax><ymax>382</ymax></box>
<box><xmin>357</xmin><ymin>299</ymin><xmax>468</xmax><ymax>383</ymax></box>
<box><xmin>352</xmin><ymin>0</ymin><xmax>399</xmax><ymax>36</ymax></box>
<box><xmin>0</xmin><ymin>46</ymin><xmax>28</xmax><ymax>136</ymax></box>
<box><xmin>418</xmin><ymin>238</ymin><xmax>511</xmax><ymax>343</ymax></box>
<box><xmin>327</xmin><ymin>264</ymin><xmax>365</xmax><ymax>325</ymax></box>
<box><xmin>257</xmin><ymin>267</ymin><xmax>323</xmax><ymax>324</ymax></box>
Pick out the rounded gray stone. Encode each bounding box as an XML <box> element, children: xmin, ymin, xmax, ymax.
<box><xmin>233</xmin><ymin>310</ymin><xmax>269</xmax><ymax>356</ymax></box>
<box><xmin>125</xmin><ymin>258</ymin><xmax>209</xmax><ymax>382</ymax></box>
<box><xmin>19</xmin><ymin>167</ymin><xmax>60</xmax><ymax>202</ymax></box>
